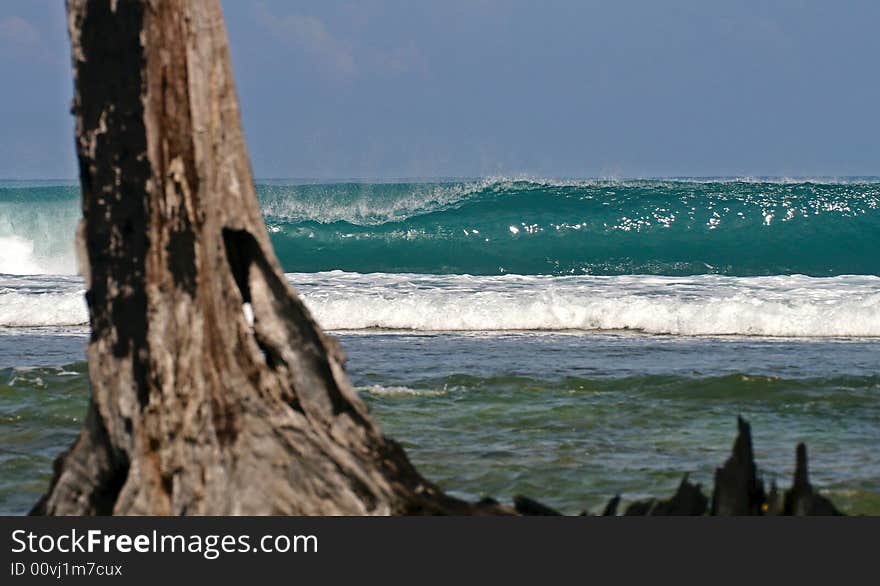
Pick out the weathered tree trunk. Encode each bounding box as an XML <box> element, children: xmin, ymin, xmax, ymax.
<box><xmin>31</xmin><ymin>0</ymin><xmax>850</xmax><ymax>518</ymax></box>
<box><xmin>32</xmin><ymin>0</ymin><xmax>486</xmax><ymax>516</ymax></box>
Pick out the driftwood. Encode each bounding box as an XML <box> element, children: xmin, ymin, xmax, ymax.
<box><xmin>710</xmin><ymin>417</ymin><xmax>766</xmax><ymax>515</ymax></box>
<box><xmin>513</xmin><ymin>495</ymin><xmax>563</xmax><ymax>516</ymax></box>
<box><xmin>783</xmin><ymin>444</ymin><xmax>842</xmax><ymax>516</ymax></box>
<box><xmin>33</xmin><ymin>0</ymin><xmax>846</xmax><ymax>517</ymax></box>
<box><xmin>601</xmin><ymin>495</ymin><xmax>621</xmax><ymax>516</ymax></box>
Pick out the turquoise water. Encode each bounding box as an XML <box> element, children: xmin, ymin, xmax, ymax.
<box><xmin>0</xmin><ymin>178</ymin><xmax>878</xmax><ymax>514</ymax></box>
<box><xmin>4</xmin><ymin>179</ymin><xmax>880</xmax><ymax>276</ymax></box>
<box><xmin>260</xmin><ymin>179</ymin><xmax>880</xmax><ymax>276</ymax></box>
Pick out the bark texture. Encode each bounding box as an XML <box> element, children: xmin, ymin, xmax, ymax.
<box><xmin>33</xmin><ymin>0</ymin><xmax>484</xmax><ymax>516</ymax></box>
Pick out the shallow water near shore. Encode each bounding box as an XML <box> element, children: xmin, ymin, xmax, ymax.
<box><xmin>2</xmin><ymin>328</ymin><xmax>878</xmax><ymax>515</ymax></box>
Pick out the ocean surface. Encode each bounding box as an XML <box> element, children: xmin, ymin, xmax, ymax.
<box><xmin>1</xmin><ymin>178</ymin><xmax>879</xmax><ymax>514</ymax></box>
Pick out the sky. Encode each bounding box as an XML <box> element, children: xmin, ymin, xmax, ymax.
<box><xmin>1</xmin><ymin>0</ymin><xmax>879</xmax><ymax>179</ymax></box>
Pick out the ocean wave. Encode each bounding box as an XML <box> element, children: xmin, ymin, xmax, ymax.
<box><xmin>264</xmin><ymin>179</ymin><xmax>880</xmax><ymax>275</ymax></box>
<box><xmin>3</xmin><ymin>180</ymin><xmax>879</xmax><ymax>276</ymax></box>
<box><xmin>260</xmin><ymin>177</ymin><xmax>880</xmax><ymax>225</ymax></box>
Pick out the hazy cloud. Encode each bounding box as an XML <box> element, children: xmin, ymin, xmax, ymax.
<box><xmin>257</xmin><ymin>8</ymin><xmax>356</xmax><ymax>78</ymax></box>
<box><xmin>369</xmin><ymin>43</ymin><xmax>425</xmax><ymax>75</ymax></box>
<box><xmin>0</xmin><ymin>16</ymin><xmax>40</xmax><ymax>47</ymax></box>
<box><xmin>255</xmin><ymin>4</ymin><xmax>425</xmax><ymax>80</ymax></box>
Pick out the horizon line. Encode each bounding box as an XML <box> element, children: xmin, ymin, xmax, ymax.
<box><xmin>3</xmin><ymin>174</ymin><xmax>880</xmax><ymax>184</ymax></box>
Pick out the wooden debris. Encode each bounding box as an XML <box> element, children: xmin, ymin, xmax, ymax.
<box><xmin>710</xmin><ymin>416</ymin><xmax>766</xmax><ymax>515</ymax></box>
<box><xmin>513</xmin><ymin>495</ymin><xmax>563</xmax><ymax>516</ymax></box>
<box><xmin>782</xmin><ymin>444</ymin><xmax>842</xmax><ymax>516</ymax></box>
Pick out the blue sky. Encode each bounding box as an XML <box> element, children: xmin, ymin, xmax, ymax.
<box><xmin>1</xmin><ymin>0</ymin><xmax>878</xmax><ymax>179</ymax></box>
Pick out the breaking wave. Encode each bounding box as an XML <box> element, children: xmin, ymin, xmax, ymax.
<box><xmin>2</xmin><ymin>179</ymin><xmax>879</xmax><ymax>276</ymax></box>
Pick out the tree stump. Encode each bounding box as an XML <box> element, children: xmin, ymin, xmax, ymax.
<box><xmin>32</xmin><ymin>0</ymin><xmax>487</xmax><ymax>516</ymax></box>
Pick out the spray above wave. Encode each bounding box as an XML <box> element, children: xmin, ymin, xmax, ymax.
<box><xmin>0</xmin><ymin>182</ymin><xmax>80</xmax><ymax>275</ymax></box>
<box><xmin>258</xmin><ymin>180</ymin><xmax>495</xmax><ymax>225</ymax></box>
<box><xmin>258</xmin><ymin>177</ymin><xmax>880</xmax><ymax>225</ymax></box>
<box><xmin>262</xmin><ymin>179</ymin><xmax>880</xmax><ymax>276</ymax></box>
<box><xmin>0</xmin><ymin>185</ymin><xmax>80</xmax><ymax>275</ymax></box>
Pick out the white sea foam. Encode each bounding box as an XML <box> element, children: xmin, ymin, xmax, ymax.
<box><xmin>1</xmin><ymin>271</ymin><xmax>878</xmax><ymax>337</ymax></box>
<box><xmin>358</xmin><ymin>384</ymin><xmax>447</xmax><ymax>397</ymax></box>
<box><xmin>0</xmin><ymin>276</ymin><xmax>88</xmax><ymax>327</ymax></box>
<box><xmin>289</xmin><ymin>272</ymin><xmax>880</xmax><ymax>337</ymax></box>
<box><xmin>0</xmin><ymin>290</ymin><xmax>88</xmax><ymax>327</ymax></box>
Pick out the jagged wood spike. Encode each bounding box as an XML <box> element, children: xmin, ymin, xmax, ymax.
<box><xmin>650</xmin><ymin>475</ymin><xmax>708</xmax><ymax>516</ymax></box>
<box><xmin>623</xmin><ymin>499</ymin><xmax>656</xmax><ymax>516</ymax></box>
<box><xmin>601</xmin><ymin>495</ymin><xmax>621</xmax><ymax>516</ymax></box>
<box><xmin>783</xmin><ymin>444</ymin><xmax>842</xmax><ymax>516</ymax></box>
<box><xmin>765</xmin><ymin>480</ymin><xmax>782</xmax><ymax>516</ymax></box>
<box><xmin>513</xmin><ymin>495</ymin><xmax>563</xmax><ymax>516</ymax></box>
<box><xmin>710</xmin><ymin>416</ymin><xmax>766</xmax><ymax>515</ymax></box>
